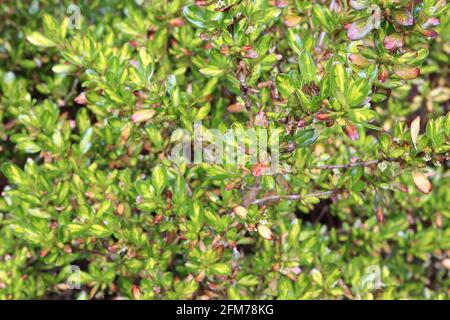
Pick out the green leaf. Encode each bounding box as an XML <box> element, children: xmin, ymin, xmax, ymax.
<box><xmin>66</xmin><ymin>223</ymin><xmax>88</xmax><ymax>236</ymax></box>
<box><xmin>52</xmin><ymin>64</ymin><xmax>77</xmax><ymax>74</ymax></box>
<box><xmin>347</xmin><ymin>107</ymin><xmax>377</xmax><ymax>123</ymax></box>
<box><xmin>80</xmin><ymin>127</ymin><xmax>93</xmax><ymax>154</ymax></box>
<box><xmin>313</xmin><ymin>5</ymin><xmax>334</xmax><ymax>33</ymax></box>
<box><xmin>183</xmin><ymin>5</ymin><xmax>206</xmax><ymax>28</ymax></box>
<box><xmin>17</xmin><ymin>140</ymin><xmax>41</xmax><ymax>153</ymax></box>
<box><xmin>210</xmin><ymin>263</ymin><xmax>231</xmax><ymax>276</ymax></box>
<box><xmin>298</xmin><ymin>51</ymin><xmax>316</xmax><ymax>83</ymax></box>
<box><xmin>199</xmin><ymin>67</ymin><xmax>225</xmax><ymax>77</ymax></box>
<box><xmin>151</xmin><ymin>165</ymin><xmax>168</xmax><ymax>195</ymax></box>
<box><xmin>330</xmin><ymin>62</ymin><xmax>348</xmax><ymax>96</ymax></box>
<box><xmin>28</xmin><ymin>208</ymin><xmax>52</xmax><ymax>219</ymax></box>
<box><xmin>311</xmin><ymin>269</ymin><xmax>323</xmax><ymax>286</ymax></box>
<box><xmin>288</xmin><ymin>219</ymin><xmax>301</xmax><ymax>247</ymax></box>
<box><xmin>96</xmin><ymin>201</ymin><xmax>111</xmax><ymax>217</ymax></box>
<box><xmin>52</xmin><ymin>130</ymin><xmax>65</xmax><ymax>152</ymax></box>
<box><xmin>237</xmin><ymin>275</ymin><xmax>259</xmax><ymax>286</ymax></box>
<box><xmin>137</xmin><ymin>48</ymin><xmax>154</xmax><ymax>84</ymax></box>
<box><xmin>348</xmin><ymin>78</ymin><xmax>370</xmax><ymax>106</ymax></box>
<box><xmin>26</xmin><ymin>32</ymin><xmax>57</xmax><ymax>47</ymax></box>
<box><xmin>195</xmin><ymin>104</ymin><xmax>211</xmax><ymax>121</ymax></box>
<box><xmin>204</xmin><ymin>210</ymin><xmax>222</xmax><ymax>231</ymax></box>
<box><xmin>90</xmin><ymin>224</ymin><xmax>112</xmax><ymax>238</ymax></box>
<box><xmin>287</xmin><ymin>29</ymin><xmax>303</xmax><ymax>55</ymax></box>
<box><xmin>276</xmin><ymin>74</ymin><xmax>295</xmax><ymax>98</ymax></box>
<box><xmin>10</xmin><ymin>223</ymin><xmax>42</xmax><ymax>243</ymax></box>
<box><xmin>1</xmin><ymin>163</ymin><xmax>26</xmax><ymax>186</ymax></box>
<box><xmin>295</xmin><ymin>129</ymin><xmax>319</xmax><ymax>147</ymax></box>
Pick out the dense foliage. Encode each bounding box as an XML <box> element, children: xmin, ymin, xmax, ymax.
<box><xmin>0</xmin><ymin>0</ymin><xmax>449</xmax><ymax>300</ymax></box>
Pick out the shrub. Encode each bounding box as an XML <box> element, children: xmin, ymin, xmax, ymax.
<box><xmin>0</xmin><ymin>0</ymin><xmax>449</xmax><ymax>300</ymax></box>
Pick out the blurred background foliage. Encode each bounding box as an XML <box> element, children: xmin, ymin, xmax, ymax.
<box><xmin>0</xmin><ymin>0</ymin><xmax>449</xmax><ymax>299</ymax></box>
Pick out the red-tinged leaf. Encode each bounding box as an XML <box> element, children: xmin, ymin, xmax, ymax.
<box><xmin>243</xmin><ymin>50</ymin><xmax>259</xmax><ymax>59</ymax></box>
<box><xmin>376</xmin><ymin>207</ymin><xmax>384</xmax><ymax>223</ymax></box>
<box><xmin>316</xmin><ymin>113</ymin><xmax>331</xmax><ymax>121</ymax></box>
<box><xmin>257</xmin><ymin>224</ymin><xmax>273</xmax><ymax>240</ymax></box>
<box><xmin>227</xmin><ymin>103</ymin><xmax>245</xmax><ymax>113</ymax></box>
<box><xmin>392</xmin><ymin>9</ymin><xmax>414</xmax><ymax>26</ymax></box>
<box><xmin>383</xmin><ymin>33</ymin><xmax>405</xmax><ymax>51</ymax></box>
<box><xmin>297</xmin><ymin>119</ymin><xmax>306</xmax><ymax>128</ymax></box>
<box><xmin>344</xmin><ymin>123</ymin><xmax>359</xmax><ymax>141</ymax></box>
<box><xmin>169</xmin><ymin>18</ymin><xmax>185</xmax><ymax>27</ymax></box>
<box><xmin>74</xmin><ymin>92</ymin><xmax>87</xmax><ymax>105</ymax></box>
<box><xmin>119</xmin><ymin>124</ymin><xmax>132</xmax><ymax>146</ymax></box>
<box><xmin>424</xmin><ymin>17</ymin><xmax>440</xmax><ymax>27</ymax></box>
<box><xmin>255</xmin><ymin>110</ymin><xmax>268</xmax><ymax>127</ymax></box>
<box><xmin>195</xmin><ymin>270</ymin><xmax>206</xmax><ymax>282</ymax></box>
<box><xmin>233</xmin><ymin>206</ymin><xmax>248</xmax><ymax>219</ymax></box>
<box><xmin>412</xmin><ymin>170</ymin><xmax>432</xmax><ymax>194</ymax></box>
<box><xmin>132</xmin><ymin>285</ymin><xmax>141</xmax><ymax>299</ymax></box>
<box><xmin>273</xmin><ymin>0</ymin><xmax>289</xmax><ymax>8</ymax></box>
<box><xmin>283</xmin><ymin>15</ymin><xmax>301</xmax><ymax>27</ymax></box>
<box><xmin>378</xmin><ymin>66</ymin><xmax>389</xmax><ymax>83</ymax></box>
<box><xmin>393</xmin><ymin>66</ymin><xmax>420</xmax><ymax>80</ymax></box>
<box><xmin>348</xmin><ymin>54</ymin><xmax>372</xmax><ymax>68</ymax></box>
<box><xmin>443</xmin><ymin>259</ymin><xmax>450</xmax><ymax>270</ymax></box>
<box><xmin>131</xmin><ymin>109</ymin><xmax>156</xmax><ymax>123</ymax></box>
<box><xmin>220</xmin><ymin>45</ymin><xmax>230</xmax><ymax>56</ymax></box>
<box><xmin>347</xmin><ymin>19</ymin><xmax>373</xmax><ymax>41</ymax></box>
<box><xmin>252</xmin><ymin>162</ymin><xmax>268</xmax><ymax>177</ymax></box>
<box><xmin>421</xmin><ymin>29</ymin><xmax>438</xmax><ymax>38</ymax></box>
<box><xmin>129</xmin><ymin>59</ymin><xmax>139</xmax><ymax>68</ymax></box>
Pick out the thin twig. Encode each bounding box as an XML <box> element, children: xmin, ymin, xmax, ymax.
<box><xmin>64</xmin><ymin>78</ymin><xmax>79</xmax><ymax>105</ymax></box>
<box><xmin>244</xmin><ymin>176</ymin><xmax>261</xmax><ymax>207</ymax></box>
<box><xmin>252</xmin><ymin>190</ymin><xmax>339</xmax><ymax>206</ymax></box>
<box><xmin>314</xmin><ymin>204</ymin><xmax>330</xmax><ymax>223</ymax></box>
<box><xmin>314</xmin><ymin>158</ymin><xmax>397</xmax><ymax>170</ymax></box>
<box><xmin>238</xmin><ymin>58</ymin><xmax>259</xmax><ymax>206</ymax></box>
<box><xmin>238</xmin><ymin>69</ymin><xmax>254</xmax><ymax>124</ymax></box>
